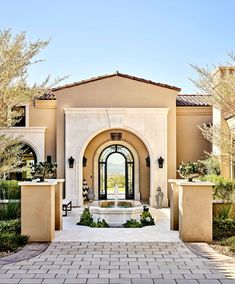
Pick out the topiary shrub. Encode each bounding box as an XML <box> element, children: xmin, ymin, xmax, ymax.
<box><xmin>0</xmin><ymin>232</ymin><xmax>28</xmax><ymax>252</ymax></box>
<box><xmin>90</xmin><ymin>218</ymin><xmax>109</xmax><ymax>228</ymax></box>
<box><xmin>77</xmin><ymin>208</ymin><xmax>93</xmax><ymax>226</ymax></box>
<box><xmin>213</xmin><ymin>218</ymin><xmax>235</xmax><ymax>240</ymax></box>
<box><xmin>140</xmin><ymin>211</ymin><xmax>155</xmax><ymax>226</ymax></box>
<box><xmin>123</xmin><ymin>219</ymin><xmax>142</xmax><ymax>228</ymax></box>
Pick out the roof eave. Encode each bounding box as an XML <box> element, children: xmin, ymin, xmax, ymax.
<box><xmin>51</xmin><ymin>72</ymin><xmax>181</xmax><ymax>92</ymax></box>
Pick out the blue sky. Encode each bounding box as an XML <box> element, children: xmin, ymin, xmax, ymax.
<box><xmin>1</xmin><ymin>0</ymin><xmax>235</xmax><ymax>93</ymax></box>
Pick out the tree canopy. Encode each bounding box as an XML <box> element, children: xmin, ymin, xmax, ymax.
<box><xmin>0</xmin><ymin>29</ymin><xmax>64</xmax><ymax>179</ymax></box>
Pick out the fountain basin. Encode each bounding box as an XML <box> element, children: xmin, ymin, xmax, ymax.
<box><xmin>90</xmin><ymin>200</ymin><xmax>143</xmax><ymax>227</ymax></box>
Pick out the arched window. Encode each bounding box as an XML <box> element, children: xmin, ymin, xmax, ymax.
<box><xmin>98</xmin><ymin>145</ymin><xmax>134</xmax><ymax>200</ymax></box>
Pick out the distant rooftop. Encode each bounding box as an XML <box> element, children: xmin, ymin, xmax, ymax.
<box><xmin>176</xmin><ymin>94</ymin><xmax>212</xmax><ymax>106</ymax></box>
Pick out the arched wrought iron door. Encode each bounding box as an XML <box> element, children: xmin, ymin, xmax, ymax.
<box><xmin>98</xmin><ymin>145</ymin><xmax>134</xmax><ymax>200</ymax></box>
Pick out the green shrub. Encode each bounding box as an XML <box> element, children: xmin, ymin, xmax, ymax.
<box><xmin>216</xmin><ymin>204</ymin><xmax>232</xmax><ymax>219</ymax></box>
<box><xmin>220</xmin><ymin>236</ymin><xmax>235</xmax><ymax>246</ymax></box>
<box><xmin>201</xmin><ymin>154</ymin><xmax>220</xmax><ymax>176</ymax></box>
<box><xmin>140</xmin><ymin>211</ymin><xmax>155</xmax><ymax>226</ymax></box>
<box><xmin>0</xmin><ymin>180</ymin><xmax>20</xmax><ymax>200</ymax></box>
<box><xmin>123</xmin><ymin>219</ymin><xmax>142</xmax><ymax>228</ymax></box>
<box><xmin>230</xmin><ymin>243</ymin><xmax>235</xmax><ymax>252</ymax></box>
<box><xmin>90</xmin><ymin>218</ymin><xmax>109</xmax><ymax>228</ymax></box>
<box><xmin>202</xmin><ymin>174</ymin><xmax>235</xmax><ymax>201</ymax></box>
<box><xmin>220</xmin><ymin>236</ymin><xmax>235</xmax><ymax>253</ymax></box>
<box><xmin>0</xmin><ymin>232</ymin><xmax>28</xmax><ymax>252</ymax></box>
<box><xmin>77</xmin><ymin>208</ymin><xmax>93</xmax><ymax>226</ymax></box>
<box><xmin>213</xmin><ymin>218</ymin><xmax>235</xmax><ymax>240</ymax></box>
<box><xmin>0</xmin><ymin>201</ymin><xmax>21</xmax><ymax>221</ymax></box>
<box><xmin>0</xmin><ymin>219</ymin><xmax>21</xmax><ymax>233</ymax></box>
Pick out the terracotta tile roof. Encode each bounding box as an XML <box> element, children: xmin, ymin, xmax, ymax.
<box><xmin>51</xmin><ymin>71</ymin><xmax>181</xmax><ymax>92</ymax></box>
<box><xmin>39</xmin><ymin>92</ymin><xmax>56</xmax><ymax>100</ymax></box>
<box><xmin>176</xmin><ymin>94</ymin><xmax>212</xmax><ymax>106</ymax></box>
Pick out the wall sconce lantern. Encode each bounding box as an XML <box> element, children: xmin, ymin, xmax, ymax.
<box><xmin>158</xmin><ymin>156</ymin><xmax>164</xmax><ymax>168</ymax></box>
<box><xmin>83</xmin><ymin>156</ymin><xmax>87</xmax><ymax>167</ymax></box>
<box><xmin>68</xmin><ymin>156</ymin><xmax>75</xmax><ymax>168</ymax></box>
<box><xmin>145</xmin><ymin>156</ymin><xmax>150</xmax><ymax>167</ymax></box>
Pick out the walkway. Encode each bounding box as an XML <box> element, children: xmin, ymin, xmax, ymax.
<box><xmin>0</xmin><ymin>208</ymin><xmax>234</xmax><ymax>283</ymax></box>
<box><xmin>55</xmin><ymin>208</ymin><xmax>180</xmax><ymax>242</ymax></box>
<box><xmin>0</xmin><ymin>242</ymin><xmax>234</xmax><ymax>283</ymax></box>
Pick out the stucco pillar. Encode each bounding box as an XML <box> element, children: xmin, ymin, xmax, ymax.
<box><xmin>54</xmin><ymin>179</ymin><xmax>64</xmax><ymax>230</ymax></box>
<box><xmin>20</xmin><ymin>181</ymin><xmax>58</xmax><ymax>242</ymax></box>
<box><xmin>168</xmin><ymin>179</ymin><xmax>184</xmax><ymax>230</ymax></box>
<box><xmin>45</xmin><ymin>179</ymin><xmax>65</xmax><ymax>231</ymax></box>
<box><xmin>177</xmin><ymin>181</ymin><xmax>214</xmax><ymax>242</ymax></box>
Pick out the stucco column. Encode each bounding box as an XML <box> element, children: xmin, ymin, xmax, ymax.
<box><xmin>176</xmin><ymin>180</ymin><xmax>214</xmax><ymax>242</ymax></box>
<box><xmin>46</xmin><ymin>179</ymin><xmax>65</xmax><ymax>230</ymax></box>
<box><xmin>20</xmin><ymin>181</ymin><xmax>57</xmax><ymax>242</ymax></box>
<box><xmin>168</xmin><ymin>179</ymin><xmax>185</xmax><ymax>230</ymax></box>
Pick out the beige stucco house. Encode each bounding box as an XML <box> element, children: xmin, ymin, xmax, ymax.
<box><xmin>0</xmin><ymin>72</ymin><xmax>214</xmax><ymax>207</ymax></box>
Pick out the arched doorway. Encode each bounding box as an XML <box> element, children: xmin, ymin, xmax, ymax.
<box><xmin>9</xmin><ymin>143</ymin><xmax>37</xmax><ymax>181</ymax></box>
<box><xmin>98</xmin><ymin>145</ymin><xmax>134</xmax><ymax>200</ymax></box>
<box><xmin>21</xmin><ymin>144</ymin><xmax>37</xmax><ymax>180</ymax></box>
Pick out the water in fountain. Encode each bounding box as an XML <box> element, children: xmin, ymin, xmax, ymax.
<box><xmin>114</xmin><ymin>184</ymin><xmax>119</xmax><ymax>208</ymax></box>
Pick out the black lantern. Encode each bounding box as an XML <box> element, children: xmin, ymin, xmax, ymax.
<box><xmin>68</xmin><ymin>156</ymin><xmax>75</xmax><ymax>168</ymax></box>
<box><xmin>83</xmin><ymin>156</ymin><xmax>87</xmax><ymax>167</ymax></box>
<box><xmin>145</xmin><ymin>156</ymin><xmax>150</xmax><ymax>167</ymax></box>
<box><xmin>158</xmin><ymin>156</ymin><xmax>164</xmax><ymax>168</ymax></box>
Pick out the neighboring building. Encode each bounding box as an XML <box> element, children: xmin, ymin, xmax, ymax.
<box><xmin>0</xmin><ymin>72</ymin><xmax>213</xmax><ymax>207</ymax></box>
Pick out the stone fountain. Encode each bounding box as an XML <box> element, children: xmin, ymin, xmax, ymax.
<box><xmin>90</xmin><ymin>185</ymin><xmax>143</xmax><ymax>227</ymax></box>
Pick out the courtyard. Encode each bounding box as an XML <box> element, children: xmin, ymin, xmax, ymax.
<box><xmin>55</xmin><ymin>208</ymin><xmax>179</xmax><ymax>242</ymax></box>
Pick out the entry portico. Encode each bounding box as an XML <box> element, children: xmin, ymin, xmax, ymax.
<box><xmin>64</xmin><ymin>107</ymin><xmax>169</xmax><ymax>207</ymax></box>
<box><xmin>53</xmin><ymin>72</ymin><xmax>181</xmax><ymax>207</ymax></box>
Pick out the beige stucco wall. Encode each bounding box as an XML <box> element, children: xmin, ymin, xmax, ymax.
<box><xmin>29</xmin><ymin>100</ymin><xmax>57</xmax><ymax>162</ymax></box>
<box><xmin>55</xmin><ymin>76</ymin><xmax>178</xmax><ymax>196</ymax></box>
<box><xmin>176</xmin><ymin>107</ymin><xmax>212</xmax><ymax>168</ymax></box>
<box><xmin>83</xmin><ymin>129</ymin><xmax>150</xmax><ymax>201</ymax></box>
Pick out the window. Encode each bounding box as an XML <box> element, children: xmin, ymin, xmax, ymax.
<box><xmin>12</xmin><ymin>106</ymin><xmax>26</xmax><ymax>127</ymax></box>
<box><xmin>11</xmin><ymin>105</ymin><xmax>29</xmax><ymax>127</ymax></box>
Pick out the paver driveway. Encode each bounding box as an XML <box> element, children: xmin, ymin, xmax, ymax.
<box><xmin>0</xmin><ymin>241</ymin><xmax>234</xmax><ymax>284</ymax></box>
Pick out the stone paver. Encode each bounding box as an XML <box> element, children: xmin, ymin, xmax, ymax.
<box><xmin>0</xmin><ymin>242</ymin><xmax>234</xmax><ymax>283</ymax></box>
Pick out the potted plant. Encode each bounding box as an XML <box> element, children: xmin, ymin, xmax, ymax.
<box><xmin>178</xmin><ymin>161</ymin><xmax>206</xmax><ymax>182</ymax></box>
<box><xmin>30</xmin><ymin>162</ymin><xmax>57</xmax><ymax>181</ymax></box>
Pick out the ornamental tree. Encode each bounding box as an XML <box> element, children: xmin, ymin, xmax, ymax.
<box><xmin>0</xmin><ymin>29</ymin><xmax>64</xmax><ymax>179</ymax></box>
<box><xmin>191</xmin><ymin>53</ymin><xmax>235</xmax><ymax>165</ymax></box>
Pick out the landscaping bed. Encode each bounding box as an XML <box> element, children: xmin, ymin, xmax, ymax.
<box><xmin>210</xmin><ymin>240</ymin><xmax>235</xmax><ymax>258</ymax></box>
<box><xmin>0</xmin><ymin>181</ymin><xmax>28</xmax><ymax>257</ymax></box>
<box><xmin>0</xmin><ymin>219</ymin><xmax>28</xmax><ymax>256</ymax></box>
